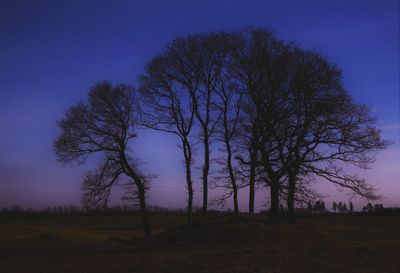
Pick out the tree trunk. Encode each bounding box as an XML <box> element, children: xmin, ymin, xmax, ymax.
<box><xmin>187</xmin><ymin>176</ymin><xmax>193</xmax><ymax>223</ymax></box>
<box><xmin>248</xmin><ymin>146</ymin><xmax>257</xmax><ymax>214</ymax></box>
<box><xmin>270</xmin><ymin>180</ymin><xmax>280</xmax><ymax>224</ymax></box>
<box><xmin>183</xmin><ymin>141</ymin><xmax>194</xmax><ymax>223</ymax></box>
<box><xmin>232</xmin><ymin>183</ymin><xmax>239</xmax><ymax>214</ymax></box>
<box><xmin>185</xmin><ymin>161</ymin><xmax>193</xmax><ymax>223</ymax></box>
<box><xmin>137</xmin><ymin>183</ymin><xmax>151</xmax><ymax>237</ymax></box>
<box><xmin>225</xmin><ymin>135</ymin><xmax>239</xmax><ymax>214</ymax></box>
<box><xmin>249</xmin><ymin>166</ymin><xmax>255</xmax><ymax>213</ymax></box>
<box><xmin>185</xmin><ymin>162</ymin><xmax>194</xmax><ymax>223</ymax></box>
<box><xmin>120</xmin><ymin>151</ymin><xmax>151</xmax><ymax>237</ymax></box>
<box><xmin>202</xmin><ymin>133</ymin><xmax>210</xmax><ymax>215</ymax></box>
<box><xmin>287</xmin><ymin>173</ymin><xmax>296</xmax><ymax>223</ymax></box>
<box><xmin>287</xmin><ymin>166</ymin><xmax>299</xmax><ymax>223</ymax></box>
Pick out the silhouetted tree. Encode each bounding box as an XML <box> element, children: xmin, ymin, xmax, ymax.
<box><xmin>230</xmin><ymin>31</ymin><xmax>263</xmax><ymax>214</ymax></box>
<box><xmin>312</xmin><ymin>200</ymin><xmax>326</xmax><ymax>213</ymax></box>
<box><xmin>54</xmin><ymin>81</ymin><xmax>152</xmax><ymax>237</ymax></box>
<box><xmin>146</xmin><ymin>34</ymin><xmax>233</xmax><ymax>214</ymax></box>
<box><xmin>189</xmin><ymin>33</ymin><xmax>232</xmax><ymax>215</ymax></box>
<box><xmin>134</xmin><ymin>27</ymin><xmax>387</xmax><ymax>224</ymax></box>
<box><xmin>337</xmin><ymin>202</ymin><xmax>343</xmax><ymax>212</ymax></box>
<box><xmin>374</xmin><ymin>203</ymin><xmax>384</xmax><ymax>213</ymax></box>
<box><xmin>332</xmin><ymin>201</ymin><xmax>337</xmax><ymax>213</ymax></box>
<box><xmin>212</xmin><ymin>56</ymin><xmax>243</xmax><ymax>214</ymax></box>
<box><xmin>230</xmin><ymin>28</ymin><xmax>387</xmax><ymax>223</ymax></box>
<box><xmin>321</xmin><ymin>201</ymin><xmax>326</xmax><ymax>211</ymax></box>
<box><xmin>283</xmin><ymin>47</ymin><xmax>387</xmax><ymax>222</ymax></box>
<box><xmin>230</xmin><ymin>28</ymin><xmax>294</xmax><ymax>223</ymax></box>
<box><xmin>139</xmin><ymin>54</ymin><xmax>196</xmax><ymax>223</ymax></box>
<box><xmin>364</xmin><ymin>202</ymin><xmax>374</xmax><ymax>213</ymax></box>
<box><xmin>231</xmin><ymin>28</ymin><xmax>330</xmax><ymax>222</ymax></box>
<box><xmin>349</xmin><ymin>201</ymin><xmax>354</xmax><ymax>212</ymax></box>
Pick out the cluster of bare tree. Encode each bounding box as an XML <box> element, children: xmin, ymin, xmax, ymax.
<box><xmin>54</xmin><ymin>28</ymin><xmax>388</xmax><ymax>237</ymax></box>
<box><xmin>332</xmin><ymin>201</ymin><xmax>354</xmax><ymax>213</ymax></box>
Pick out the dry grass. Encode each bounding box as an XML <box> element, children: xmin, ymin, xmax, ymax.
<box><xmin>0</xmin><ymin>214</ymin><xmax>399</xmax><ymax>273</ymax></box>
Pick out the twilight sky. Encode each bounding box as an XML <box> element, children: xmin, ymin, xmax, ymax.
<box><xmin>0</xmin><ymin>0</ymin><xmax>399</xmax><ymax>210</ymax></box>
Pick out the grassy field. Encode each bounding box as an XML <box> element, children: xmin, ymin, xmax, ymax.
<box><xmin>0</xmin><ymin>214</ymin><xmax>399</xmax><ymax>273</ymax></box>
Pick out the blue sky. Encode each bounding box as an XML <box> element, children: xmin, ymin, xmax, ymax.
<box><xmin>0</xmin><ymin>0</ymin><xmax>398</xmax><ymax>210</ymax></box>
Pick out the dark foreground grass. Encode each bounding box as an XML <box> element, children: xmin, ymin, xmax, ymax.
<box><xmin>0</xmin><ymin>214</ymin><xmax>399</xmax><ymax>273</ymax></box>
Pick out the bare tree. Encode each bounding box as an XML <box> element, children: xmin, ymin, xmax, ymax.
<box><xmin>187</xmin><ymin>33</ymin><xmax>228</xmax><ymax>215</ymax></box>
<box><xmin>281</xmin><ymin>48</ymin><xmax>388</xmax><ymax>222</ymax></box>
<box><xmin>138</xmin><ymin>54</ymin><xmax>196</xmax><ymax>223</ymax></box>
<box><xmin>211</xmin><ymin>44</ymin><xmax>244</xmax><ymax>213</ymax></box>
<box><xmin>230</xmin><ymin>29</ymin><xmax>265</xmax><ymax>214</ymax></box>
<box><xmin>231</xmin><ymin>28</ymin><xmax>294</xmax><ymax>223</ymax></box>
<box><xmin>230</xmin><ymin>28</ymin><xmax>388</xmax><ymax>223</ymax></box>
<box><xmin>54</xmin><ymin>81</ymin><xmax>152</xmax><ymax>237</ymax></box>
<box><xmin>146</xmin><ymin>33</ymin><xmax>231</xmax><ymax>214</ymax></box>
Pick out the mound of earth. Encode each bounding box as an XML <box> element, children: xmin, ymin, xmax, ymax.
<box><xmin>144</xmin><ymin>215</ymin><xmax>327</xmax><ymax>249</ymax></box>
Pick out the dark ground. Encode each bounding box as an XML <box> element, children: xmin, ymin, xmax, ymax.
<box><xmin>0</xmin><ymin>214</ymin><xmax>399</xmax><ymax>273</ymax></box>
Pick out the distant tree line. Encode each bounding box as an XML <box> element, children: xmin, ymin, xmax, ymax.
<box><xmin>0</xmin><ymin>204</ymin><xmax>227</xmax><ymax>217</ymax></box>
<box><xmin>4</xmin><ymin>202</ymin><xmax>399</xmax><ymax>219</ymax></box>
<box><xmin>359</xmin><ymin>203</ymin><xmax>400</xmax><ymax>216</ymax></box>
<box><xmin>53</xmin><ymin>27</ymin><xmax>388</xmax><ymax>237</ymax></box>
